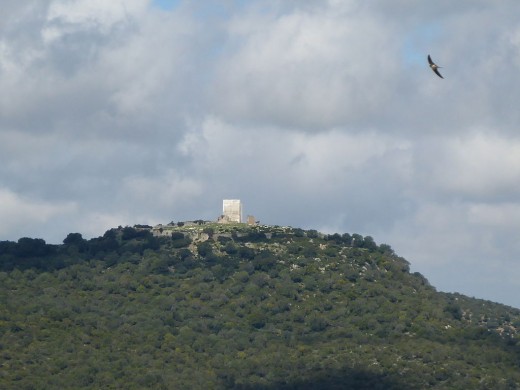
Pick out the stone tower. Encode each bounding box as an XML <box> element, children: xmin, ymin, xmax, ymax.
<box><xmin>222</xmin><ymin>199</ymin><xmax>242</xmax><ymax>223</ymax></box>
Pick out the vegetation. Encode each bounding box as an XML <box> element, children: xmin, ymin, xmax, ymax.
<box><xmin>1</xmin><ymin>223</ymin><xmax>519</xmax><ymax>389</ymax></box>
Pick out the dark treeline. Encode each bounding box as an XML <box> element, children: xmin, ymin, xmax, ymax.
<box><xmin>0</xmin><ymin>227</ymin><xmax>160</xmax><ymax>272</ymax></box>
<box><xmin>0</xmin><ymin>225</ymin><xmax>390</xmax><ymax>273</ymax></box>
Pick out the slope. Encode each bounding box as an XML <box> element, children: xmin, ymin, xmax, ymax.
<box><xmin>1</xmin><ymin>223</ymin><xmax>519</xmax><ymax>389</ymax></box>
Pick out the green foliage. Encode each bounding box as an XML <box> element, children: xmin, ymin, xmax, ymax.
<box><xmin>63</xmin><ymin>232</ymin><xmax>86</xmax><ymax>247</ymax></box>
<box><xmin>202</xmin><ymin>227</ymin><xmax>215</xmax><ymax>237</ymax></box>
<box><xmin>16</xmin><ymin>237</ymin><xmax>54</xmax><ymax>258</ymax></box>
<box><xmin>223</xmin><ymin>241</ymin><xmax>238</xmax><ymax>255</ymax></box>
<box><xmin>238</xmin><ymin>246</ymin><xmax>255</xmax><ymax>260</ymax></box>
<box><xmin>1</xmin><ymin>223</ymin><xmax>520</xmax><ymax>389</ymax></box>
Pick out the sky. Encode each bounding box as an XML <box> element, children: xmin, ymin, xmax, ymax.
<box><xmin>1</xmin><ymin>0</ymin><xmax>520</xmax><ymax>308</ymax></box>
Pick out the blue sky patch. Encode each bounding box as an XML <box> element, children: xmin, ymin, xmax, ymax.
<box><xmin>152</xmin><ymin>0</ymin><xmax>180</xmax><ymax>11</ymax></box>
<box><xmin>402</xmin><ymin>22</ymin><xmax>443</xmax><ymax>66</ymax></box>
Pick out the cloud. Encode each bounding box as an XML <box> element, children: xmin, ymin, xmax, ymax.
<box><xmin>422</xmin><ymin>132</ymin><xmax>520</xmax><ymax>201</ymax></box>
<box><xmin>0</xmin><ymin>188</ymin><xmax>76</xmax><ymax>240</ymax></box>
<box><xmin>469</xmin><ymin>202</ymin><xmax>520</xmax><ymax>229</ymax></box>
<box><xmin>0</xmin><ymin>0</ymin><xmax>205</xmax><ymax>137</ymax></box>
<box><xmin>44</xmin><ymin>0</ymin><xmax>148</xmax><ymax>36</ymax></box>
<box><xmin>211</xmin><ymin>3</ymin><xmax>403</xmax><ymax>130</ymax></box>
<box><xmin>121</xmin><ymin>171</ymin><xmax>205</xmax><ymax>214</ymax></box>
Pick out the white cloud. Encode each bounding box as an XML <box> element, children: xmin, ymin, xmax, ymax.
<box><xmin>0</xmin><ymin>188</ymin><xmax>76</xmax><ymax>239</ymax></box>
<box><xmin>122</xmin><ymin>171</ymin><xmax>204</xmax><ymax>210</ymax></box>
<box><xmin>468</xmin><ymin>202</ymin><xmax>520</xmax><ymax>230</ymax></box>
<box><xmin>288</xmin><ymin>130</ymin><xmax>411</xmax><ymax>189</ymax></box>
<box><xmin>212</xmin><ymin>3</ymin><xmax>402</xmax><ymax>129</ymax></box>
<box><xmin>44</xmin><ymin>0</ymin><xmax>148</xmax><ymax>40</ymax></box>
<box><xmin>416</xmin><ymin>132</ymin><xmax>520</xmax><ymax>201</ymax></box>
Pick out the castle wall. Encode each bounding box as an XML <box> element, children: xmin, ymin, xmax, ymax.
<box><xmin>223</xmin><ymin>199</ymin><xmax>242</xmax><ymax>223</ymax></box>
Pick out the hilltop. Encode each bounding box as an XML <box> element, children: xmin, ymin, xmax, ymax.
<box><xmin>1</xmin><ymin>222</ymin><xmax>519</xmax><ymax>389</ymax></box>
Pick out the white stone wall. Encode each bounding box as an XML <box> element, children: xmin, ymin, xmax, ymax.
<box><xmin>223</xmin><ymin>199</ymin><xmax>242</xmax><ymax>223</ymax></box>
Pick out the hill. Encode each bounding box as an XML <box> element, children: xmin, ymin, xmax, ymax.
<box><xmin>1</xmin><ymin>222</ymin><xmax>519</xmax><ymax>389</ymax></box>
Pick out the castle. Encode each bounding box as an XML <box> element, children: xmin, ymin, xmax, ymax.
<box><xmin>218</xmin><ymin>199</ymin><xmax>242</xmax><ymax>223</ymax></box>
<box><xmin>151</xmin><ymin>199</ymin><xmax>256</xmax><ymax>237</ymax></box>
<box><xmin>218</xmin><ymin>199</ymin><xmax>256</xmax><ymax>225</ymax></box>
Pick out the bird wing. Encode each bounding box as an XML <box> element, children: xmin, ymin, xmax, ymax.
<box><xmin>428</xmin><ymin>55</ymin><xmax>434</xmax><ymax>65</ymax></box>
<box><xmin>433</xmin><ymin>68</ymin><xmax>444</xmax><ymax>79</ymax></box>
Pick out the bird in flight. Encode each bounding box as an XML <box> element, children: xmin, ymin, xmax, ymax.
<box><xmin>428</xmin><ymin>55</ymin><xmax>443</xmax><ymax>79</ymax></box>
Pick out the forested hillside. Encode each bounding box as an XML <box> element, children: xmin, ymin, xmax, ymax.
<box><xmin>1</xmin><ymin>223</ymin><xmax>519</xmax><ymax>389</ymax></box>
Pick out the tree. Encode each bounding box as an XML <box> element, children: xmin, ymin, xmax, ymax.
<box><xmin>171</xmin><ymin>232</ymin><xmax>185</xmax><ymax>240</ymax></box>
<box><xmin>224</xmin><ymin>241</ymin><xmax>238</xmax><ymax>255</ymax></box>
<box><xmin>378</xmin><ymin>244</ymin><xmax>394</xmax><ymax>255</ymax></box>
<box><xmin>197</xmin><ymin>242</ymin><xmax>213</xmax><ymax>258</ymax></box>
<box><xmin>444</xmin><ymin>302</ymin><xmax>463</xmax><ymax>321</ymax></box>
<box><xmin>88</xmin><ymin>234</ymin><xmax>119</xmax><ymax>255</ymax></box>
<box><xmin>16</xmin><ymin>237</ymin><xmax>52</xmax><ymax>258</ymax></box>
<box><xmin>253</xmin><ymin>250</ymin><xmax>276</xmax><ymax>271</ymax></box>
<box><xmin>342</xmin><ymin>233</ymin><xmax>353</xmax><ymax>246</ymax></box>
<box><xmin>63</xmin><ymin>232</ymin><xmax>84</xmax><ymax>245</ymax></box>
<box><xmin>362</xmin><ymin>236</ymin><xmax>378</xmax><ymax>251</ymax></box>
<box><xmin>293</xmin><ymin>228</ymin><xmax>305</xmax><ymax>237</ymax></box>
<box><xmin>351</xmin><ymin>234</ymin><xmax>364</xmax><ymax>248</ymax></box>
<box><xmin>63</xmin><ymin>233</ymin><xmax>88</xmax><ymax>252</ymax></box>
<box><xmin>0</xmin><ymin>240</ymin><xmax>16</xmax><ymax>256</ymax></box>
<box><xmin>307</xmin><ymin>230</ymin><xmax>319</xmax><ymax>238</ymax></box>
<box><xmin>238</xmin><ymin>246</ymin><xmax>255</xmax><ymax>260</ymax></box>
<box><xmin>103</xmin><ymin>229</ymin><xmax>117</xmax><ymax>240</ymax></box>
